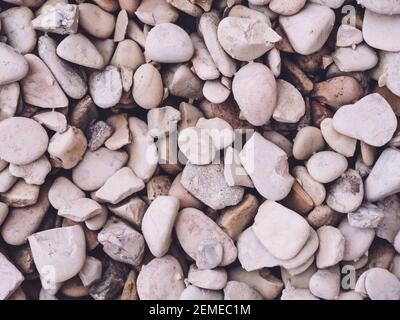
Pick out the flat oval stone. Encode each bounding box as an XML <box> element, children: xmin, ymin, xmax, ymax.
<box><xmin>175</xmin><ymin>208</ymin><xmax>238</xmax><ymax>267</ymax></box>
<box><xmin>72</xmin><ymin>148</ymin><xmax>128</xmax><ymax>191</ymax></box>
<box><xmin>316</xmin><ymin>226</ymin><xmax>345</xmax><ymax>269</ymax></box>
<box><xmin>132</xmin><ymin>64</ymin><xmax>163</xmax><ymax>110</ymax></box>
<box><xmin>0</xmin><ymin>117</ymin><xmax>48</xmax><ymax>165</ymax></box>
<box><xmin>309</xmin><ymin>265</ymin><xmax>340</xmax><ymax>300</ymax></box>
<box><xmin>332</xmin><ymin>93</ymin><xmax>397</xmax><ymax>147</ymax></box>
<box><xmin>253</xmin><ymin>200</ymin><xmax>310</xmax><ymax>260</ymax></box>
<box><xmin>365</xmin><ymin>268</ymin><xmax>400</xmax><ymax>300</ymax></box>
<box><xmin>0</xmin><ymin>43</ymin><xmax>29</xmax><ymax>86</ymax></box>
<box><xmin>306</xmin><ymin>151</ymin><xmax>348</xmax><ymax>184</ymax></box>
<box><xmin>89</xmin><ymin>66</ymin><xmax>122</xmax><ymax>109</ymax></box>
<box><xmin>273</xmin><ymin>79</ymin><xmax>305</xmax><ymax>124</ymax></box>
<box><xmin>28</xmin><ymin>225</ymin><xmax>86</xmax><ymax>283</ymax></box>
<box><xmin>233</xmin><ymin>63</ymin><xmax>277</xmax><ymax>126</ymax></box>
<box><xmin>320</xmin><ymin>118</ymin><xmax>356</xmax><ymax>157</ymax></box>
<box><xmin>137</xmin><ymin>255</ymin><xmax>185</xmax><ymax>300</ymax></box>
<box><xmin>145</xmin><ymin>23</ymin><xmax>194</xmax><ymax>63</ymax></box>
<box><xmin>332</xmin><ymin>44</ymin><xmax>378</xmax><ymax>72</ymax></box>
<box><xmin>358</xmin><ymin>0</ymin><xmax>400</xmax><ymax>14</ymax></box>
<box><xmin>293</xmin><ymin>126</ymin><xmax>325</xmax><ymax>160</ymax></box>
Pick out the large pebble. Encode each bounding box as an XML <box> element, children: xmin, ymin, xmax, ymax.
<box><xmin>232</xmin><ymin>63</ymin><xmax>277</xmax><ymax>126</ymax></box>
<box><xmin>309</xmin><ymin>265</ymin><xmax>340</xmax><ymax>300</ymax></box>
<box><xmin>181</xmin><ymin>164</ymin><xmax>244</xmax><ymax>210</ymax></box>
<box><xmin>58</xmin><ymin>198</ymin><xmax>103</xmax><ymax>222</ymax></box>
<box><xmin>333</xmin><ymin>93</ymin><xmax>397</xmax><ymax>147</ymax></box>
<box><xmin>175</xmin><ymin>208</ymin><xmax>238</xmax><ymax>267</ymax></box>
<box><xmin>224</xmin><ymin>281</ymin><xmax>263</xmax><ymax>300</ymax></box>
<box><xmin>72</xmin><ymin>148</ymin><xmax>128</xmax><ymax>191</ymax></box>
<box><xmin>9</xmin><ymin>156</ymin><xmax>51</xmax><ymax>185</ymax></box>
<box><xmin>98</xmin><ymin>217</ymin><xmax>144</xmax><ymax>266</ymax></box>
<box><xmin>89</xmin><ymin>66</ymin><xmax>122</xmax><ymax>109</ymax></box>
<box><xmin>253</xmin><ymin>200</ymin><xmax>310</xmax><ymax>260</ymax></box>
<box><xmin>0</xmin><ymin>43</ymin><xmax>29</xmax><ymax>86</ymax></box>
<box><xmin>78</xmin><ymin>3</ymin><xmax>115</xmax><ymax>39</ymax></box>
<box><xmin>316</xmin><ymin>226</ymin><xmax>345</xmax><ymax>269</ymax></box>
<box><xmin>239</xmin><ymin>132</ymin><xmax>294</xmax><ymax>201</ymax></box>
<box><xmin>365</xmin><ymin>268</ymin><xmax>400</xmax><ymax>300</ymax></box>
<box><xmin>145</xmin><ymin>23</ymin><xmax>193</xmax><ymax>63</ymax></box>
<box><xmin>0</xmin><ymin>117</ymin><xmax>48</xmax><ymax>166</ymax></box>
<box><xmin>273</xmin><ymin>79</ymin><xmax>305</xmax><ymax>123</ymax></box>
<box><xmin>338</xmin><ymin>219</ymin><xmax>375</xmax><ymax>261</ymax></box>
<box><xmin>137</xmin><ymin>255</ymin><xmax>185</xmax><ymax>300</ymax></box>
<box><xmin>306</xmin><ymin>151</ymin><xmax>348</xmax><ymax>184</ymax></box>
<box><xmin>320</xmin><ymin>118</ymin><xmax>356</xmax><ymax>157</ymax></box>
<box><xmin>142</xmin><ymin>196</ymin><xmax>179</xmax><ymax>257</ymax></box>
<box><xmin>279</xmin><ymin>3</ymin><xmax>335</xmax><ymax>55</ymax></box>
<box><xmin>28</xmin><ymin>225</ymin><xmax>86</xmax><ymax>283</ymax></box>
<box><xmin>348</xmin><ymin>203</ymin><xmax>384</xmax><ymax>229</ymax></box>
<box><xmin>292</xmin><ymin>126</ymin><xmax>325</xmax><ymax>160</ymax></box>
<box><xmin>0</xmin><ymin>252</ymin><xmax>24</xmax><ymax>300</ymax></box>
<box><xmin>187</xmin><ymin>265</ymin><xmax>227</xmax><ymax>290</ymax></box>
<box><xmin>132</xmin><ymin>64</ymin><xmax>164</xmax><ymax>110</ymax></box>
<box><xmin>48</xmin><ymin>177</ymin><xmax>85</xmax><ymax>210</ymax></box>
<box><xmin>332</xmin><ymin>44</ymin><xmax>378</xmax><ymax>72</ymax></box>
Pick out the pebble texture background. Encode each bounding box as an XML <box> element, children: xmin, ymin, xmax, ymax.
<box><xmin>0</xmin><ymin>0</ymin><xmax>399</xmax><ymax>301</ymax></box>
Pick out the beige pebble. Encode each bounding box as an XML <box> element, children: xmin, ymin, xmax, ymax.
<box><xmin>0</xmin><ymin>43</ymin><xmax>29</xmax><ymax>86</ymax></box>
<box><xmin>336</xmin><ymin>24</ymin><xmax>363</xmax><ymax>48</ymax></box>
<box><xmin>58</xmin><ymin>198</ymin><xmax>103</xmax><ymax>222</ymax></box>
<box><xmin>269</xmin><ymin>0</ymin><xmax>306</xmax><ymax>16</ymax></box>
<box><xmin>142</xmin><ymin>196</ymin><xmax>179</xmax><ymax>257</ymax></box>
<box><xmin>224</xmin><ymin>146</ymin><xmax>254</xmax><ymax>188</ymax></box>
<box><xmin>95</xmin><ymin>167</ymin><xmax>144</xmax><ymax>204</ymax></box>
<box><xmin>316</xmin><ymin>226</ymin><xmax>345</xmax><ymax>269</ymax></box>
<box><xmin>175</xmin><ymin>207</ymin><xmax>238</xmax><ymax>267</ymax></box>
<box><xmin>135</xmin><ymin>0</ymin><xmax>179</xmax><ymax>26</ymax></box>
<box><xmin>137</xmin><ymin>255</ymin><xmax>185</xmax><ymax>300</ymax></box>
<box><xmin>48</xmin><ymin>177</ymin><xmax>85</xmax><ymax>210</ymax></box>
<box><xmin>98</xmin><ymin>217</ymin><xmax>144</xmax><ymax>266</ymax></box>
<box><xmin>114</xmin><ymin>9</ymin><xmax>128</xmax><ymax>41</ymax></box>
<box><xmin>78</xmin><ymin>3</ymin><xmax>115</xmax><ymax>39</ymax></box>
<box><xmin>0</xmin><ymin>180</ymin><xmax>40</xmax><ymax>208</ymax></box>
<box><xmin>147</xmin><ymin>106</ymin><xmax>181</xmax><ymax>138</ymax></box>
<box><xmin>190</xmin><ymin>33</ymin><xmax>220</xmax><ymax>81</ymax></box>
<box><xmin>293</xmin><ymin>126</ymin><xmax>325</xmax><ymax>160</ymax></box>
<box><xmin>108</xmin><ymin>196</ymin><xmax>147</xmax><ymax>230</ymax></box>
<box><xmin>0</xmin><ymin>202</ymin><xmax>8</xmax><ymax>226</ymax></box>
<box><xmin>187</xmin><ymin>264</ymin><xmax>227</xmax><ymax>290</ymax></box>
<box><xmin>0</xmin><ymin>167</ymin><xmax>17</xmax><ymax>193</ymax></box>
<box><xmin>263</xmin><ymin>131</ymin><xmax>293</xmax><ymax>157</ymax></box>
<box><xmin>89</xmin><ymin>66</ymin><xmax>122</xmax><ymax>109</ymax></box>
<box><xmin>273</xmin><ymin>79</ymin><xmax>305</xmax><ymax>124</ymax></box>
<box><xmin>163</xmin><ymin>64</ymin><xmax>203</xmax><ymax>100</ymax></box>
<box><xmin>0</xmin><ymin>83</ymin><xmax>20</xmax><ymax>121</ymax></box>
<box><xmin>85</xmin><ymin>207</ymin><xmax>108</xmax><ymax>231</ymax></box>
<box><xmin>72</xmin><ymin>148</ymin><xmax>128</xmax><ymax>191</ymax></box>
<box><xmin>306</xmin><ymin>151</ymin><xmax>348</xmax><ymax>184</ymax></box>
<box><xmin>292</xmin><ymin>166</ymin><xmax>326</xmax><ymax>206</ymax></box>
<box><xmin>377</xmin><ymin>195</ymin><xmax>400</xmax><ymax>244</ymax></box>
<box><xmin>168</xmin><ymin>173</ymin><xmax>203</xmax><ymax>210</ymax></box>
<box><xmin>9</xmin><ymin>156</ymin><xmax>51</xmax><ymax>185</ymax></box>
<box><xmin>224</xmin><ymin>281</ymin><xmax>263</xmax><ymax>300</ymax></box>
<box><xmin>365</xmin><ymin>268</ymin><xmax>400</xmax><ymax>300</ymax></box>
<box><xmin>22</xmin><ymin>54</ymin><xmax>69</xmax><ymax>109</ymax></box>
<box><xmin>110</xmin><ymin>39</ymin><xmax>145</xmax><ymax>73</ymax></box>
<box><xmin>79</xmin><ymin>256</ymin><xmax>102</xmax><ymax>287</ymax></box>
<box><xmin>332</xmin><ymin>44</ymin><xmax>378</xmax><ymax>73</ymax></box>
<box><xmin>320</xmin><ymin>118</ymin><xmax>356</xmax><ymax>157</ymax></box>
<box><xmin>29</xmin><ymin>225</ymin><xmax>86</xmax><ymax>283</ymax></box>
<box><xmin>0</xmin><ymin>252</ymin><xmax>24</xmax><ymax>300</ymax></box>
<box><xmin>105</xmin><ymin>113</ymin><xmax>132</xmax><ymax>150</ymax></box>
<box><xmin>309</xmin><ymin>265</ymin><xmax>340</xmax><ymax>300</ymax></box>
<box><xmin>33</xmin><ymin>111</ymin><xmax>67</xmax><ymax>133</ymax></box>
<box><xmin>48</xmin><ymin>126</ymin><xmax>87</xmax><ymax>170</ymax></box>
<box><xmin>281</xmin><ymin>287</ymin><xmax>319</xmax><ymax>300</ymax></box>
<box><xmin>240</xmin><ymin>132</ymin><xmax>294</xmax><ymax>201</ymax></box>
<box><xmin>178</xmin><ymin>127</ymin><xmax>216</xmax><ymax>165</ymax></box>
<box><xmin>202</xmin><ymin>80</ymin><xmax>230</xmax><ymax>104</ymax></box>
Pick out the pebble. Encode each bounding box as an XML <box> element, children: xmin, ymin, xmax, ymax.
<box><xmin>142</xmin><ymin>196</ymin><xmax>179</xmax><ymax>257</ymax></box>
<box><xmin>326</xmin><ymin>169</ymin><xmax>364</xmax><ymax>213</ymax></box>
<box><xmin>363</xmin><ymin>9</ymin><xmax>400</xmax><ymax>52</ymax></box>
<box><xmin>175</xmin><ymin>208</ymin><xmax>238</xmax><ymax>267</ymax></box>
<box><xmin>332</xmin><ymin>44</ymin><xmax>378</xmax><ymax>72</ymax></box>
<box><xmin>263</xmin><ymin>131</ymin><xmax>293</xmax><ymax>157</ymax></box>
<box><xmin>0</xmin><ymin>83</ymin><xmax>20</xmax><ymax>121</ymax></box>
<box><xmin>365</xmin><ymin>149</ymin><xmax>400</xmax><ymax>202</ymax></box>
<box><xmin>239</xmin><ymin>132</ymin><xmax>294</xmax><ymax>201</ymax></box>
<box><xmin>89</xmin><ymin>66</ymin><xmax>122</xmax><ymax>109</ymax></box>
<box><xmin>0</xmin><ymin>180</ymin><xmax>40</xmax><ymax>208</ymax></box>
<box><xmin>202</xmin><ymin>79</ymin><xmax>230</xmax><ymax>104</ymax></box>
<box><xmin>120</xmin><ymin>270</ymin><xmax>138</xmax><ymax>300</ymax></box>
<box><xmin>0</xmin><ymin>167</ymin><xmax>17</xmax><ymax>193</ymax></box>
<box><xmin>348</xmin><ymin>203</ymin><xmax>384</xmax><ymax>229</ymax></box>
<box><xmin>187</xmin><ymin>265</ymin><xmax>227</xmax><ymax>290</ymax></box>
<box><xmin>272</xmin><ymin>79</ymin><xmax>305</xmax><ymax>124</ymax></box>
<box><xmin>58</xmin><ymin>198</ymin><xmax>103</xmax><ymax>222</ymax></box>
<box><xmin>279</xmin><ymin>3</ymin><xmax>335</xmax><ymax>55</ymax></box>
<box><xmin>145</xmin><ymin>23</ymin><xmax>193</xmax><ymax>63</ymax></box>
<box><xmin>224</xmin><ymin>146</ymin><xmax>254</xmax><ymax>188</ymax></box>
<box><xmin>320</xmin><ymin>118</ymin><xmax>356</xmax><ymax>157</ymax></box>
<box><xmin>0</xmin><ymin>203</ymin><xmax>8</xmax><ymax>226</ymax></box>
<box><xmin>148</xmin><ymin>106</ymin><xmax>181</xmax><ymax>138</ymax></box>
<box><xmin>135</xmin><ymin>0</ymin><xmax>178</xmax><ymax>26</ymax></box>
<box><xmin>48</xmin><ymin>177</ymin><xmax>85</xmax><ymax>210</ymax></box>
<box><xmin>0</xmin><ymin>43</ymin><xmax>29</xmax><ymax>86</ymax></box>
<box><xmin>181</xmin><ymin>285</ymin><xmax>223</xmax><ymax>300</ymax></box>
<box><xmin>86</xmin><ymin>121</ymin><xmax>113</xmax><ymax>151</ymax></box>
<box><xmin>365</xmin><ymin>268</ymin><xmax>400</xmax><ymax>300</ymax></box>
<box><xmin>224</xmin><ymin>281</ymin><xmax>263</xmax><ymax>300</ymax></box>
<box><xmin>252</xmin><ymin>200</ymin><xmax>310</xmax><ymax>260</ymax></box>
<box><xmin>79</xmin><ymin>256</ymin><xmax>102</xmax><ymax>287</ymax></box>
<box><xmin>190</xmin><ymin>33</ymin><xmax>220</xmax><ymax>81</ymax></box>
<box><xmin>316</xmin><ymin>226</ymin><xmax>345</xmax><ymax>269</ymax></box>
<box><xmin>78</xmin><ymin>3</ymin><xmax>115</xmax><ymax>39</ymax></box>
<box><xmin>137</xmin><ymin>255</ymin><xmax>185</xmax><ymax>300</ymax></box>
<box><xmin>309</xmin><ymin>265</ymin><xmax>340</xmax><ymax>300</ymax></box>
<box><xmin>105</xmin><ymin>113</ymin><xmax>132</xmax><ymax>150</ymax></box>
<box><xmin>232</xmin><ymin>63</ymin><xmax>277</xmax><ymax>126</ymax></box>
<box><xmin>338</xmin><ymin>219</ymin><xmax>375</xmax><ymax>261</ymax></box>
<box><xmin>72</xmin><ymin>148</ymin><xmax>128</xmax><ymax>191</ymax></box>
<box><xmin>33</xmin><ymin>111</ymin><xmax>67</xmax><ymax>133</ymax></box>
<box><xmin>168</xmin><ymin>173</ymin><xmax>204</xmax><ymax>210</ymax></box>
<box><xmin>98</xmin><ymin>217</ymin><xmax>144</xmax><ymax>266</ymax></box>
<box><xmin>181</xmin><ymin>163</ymin><xmax>244</xmax><ymax>210</ymax></box>
<box><xmin>28</xmin><ymin>225</ymin><xmax>86</xmax><ymax>283</ymax></box>
<box><xmin>196</xmin><ymin>117</ymin><xmax>234</xmax><ymax>151</ymax></box>
<box><xmin>21</xmin><ymin>54</ymin><xmax>69</xmax><ymax>109</ymax></box>
<box><xmin>292</xmin><ymin>166</ymin><xmax>326</xmax><ymax>206</ymax></box>
<box><xmin>377</xmin><ymin>195</ymin><xmax>400</xmax><ymax>244</ymax></box>
<box><xmin>9</xmin><ymin>156</ymin><xmax>51</xmax><ymax>185</ymax></box>
<box><xmin>0</xmin><ymin>117</ymin><xmax>48</xmax><ymax>165</ymax></box>
<box><xmin>48</xmin><ymin>126</ymin><xmax>87</xmax><ymax>170</ymax></box>
<box><xmin>108</xmin><ymin>196</ymin><xmax>147</xmax><ymax>230</ymax></box>
<box><xmin>306</xmin><ymin>151</ymin><xmax>348</xmax><ymax>184</ymax></box>
<box><xmin>374</xmin><ymin>51</ymin><xmax>400</xmax><ymax>97</ymax></box>
<box><xmin>0</xmin><ymin>252</ymin><xmax>24</xmax><ymax>300</ymax></box>
<box><xmin>95</xmin><ymin>167</ymin><xmax>145</xmax><ymax>204</ymax></box>
<box><xmin>269</xmin><ymin>0</ymin><xmax>306</xmax><ymax>15</ymax></box>
<box><xmin>70</xmin><ymin>95</ymin><xmax>98</xmax><ymax>131</ymax></box>
<box><xmin>336</xmin><ymin>24</ymin><xmax>363</xmax><ymax>48</ymax></box>
<box><xmin>281</xmin><ymin>287</ymin><xmax>319</xmax><ymax>300</ymax></box>
<box><xmin>85</xmin><ymin>207</ymin><xmax>107</xmax><ymax>231</ymax></box>
<box><xmin>293</xmin><ymin>126</ymin><xmax>325</xmax><ymax>160</ymax></box>
<box><xmin>57</xmin><ymin>34</ymin><xmax>105</xmax><ymax>69</ymax></box>
<box><xmin>132</xmin><ymin>64</ymin><xmax>164</xmax><ymax>110</ymax></box>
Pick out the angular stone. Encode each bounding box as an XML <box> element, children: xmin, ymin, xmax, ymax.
<box><xmin>33</xmin><ymin>111</ymin><xmax>67</xmax><ymax>133</ymax></box>
<box><xmin>108</xmin><ymin>197</ymin><xmax>147</xmax><ymax>229</ymax></box>
<box><xmin>0</xmin><ymin>180</ymin><xmax>40</xmax><ymax>208</ymax></box>
<box><xmin>273</xmin><ymin>79</ymin><xmax>305</xmax><ymax>124</ymax></box>
<box><xmin>348</xmin><ymin>203</ymin><xmax>384</xmax><ymax>229</ymax></box>
<box><xmin>0</xmin><ymin>252</ymin><xmax>24</xmax><ymax>300</ymax></box>
<box><xmin>79</xmin><ymin>256</ymin><xmax>102</xmax><ymax>287</ymax></box>
<box><xmin>316</xmin><ymin>226</ymin><xmax>345</xmax><ymax>269</ymax></box>
<box><xmin>377</xmin><ymin>195</ymin><xmax>400</xmax><ymax>243</ymax></box>
<box><xmin>48</xmin><ymin>177</ymin><xmax>85</xmax><ymax>210</ymax></box>
<box><xmin>58</xmin><ymin>198</ymin><xmax>103</xmax><ymax>222</ymax></box>
<box><xmin>32</xmin><ymin>3</ymin><xmax>79</xmax><ymax>34</ymax></box>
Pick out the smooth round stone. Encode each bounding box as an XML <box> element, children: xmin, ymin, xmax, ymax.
<box><xmin>293</xmin><ymin>126</ymin><xmax>325</xmax><ymax>160</ymax></box>
<box><xmin>72</xmin><ymin>148</ymin><xmax>128</xmax><ymax>191</ymax></box>
<box><xmin>365</xmin><ymin>268</ymin><xmax>400</xmax><ymax>300</ymax></box>
<box><xmin>0</xmin><ymin>117</ymin><xmax>48</xmax><ymax>165</ymax></box>
<box><xmin>202</xmin><ymin>80</ymin><xmax>230</xmax><ymax>104</ymax></box>
<box><xmin>269</xmin><ymin>0</ymin><xmax>306</xmax><ymax>15</ymax></box>
<box><xmin>48</xmin><ymin>177</ymin><xmax>85</xmax><ymax>210</ymax></box>
<box><xmin>135</xmin><ymin>0</ymin><xmax>179</xmax><ymax>26</ymax></box>
<box><xmin>338</xmin><ymin>219</ymin><xmax>375</xmax><ymax>261</ymax></box>
<box><xmin>233</xmin><ymin>63</ymin><xmax>277</xmax><ymax>126</ymax></box>
<box><xmin>145</xmin><ymin>23</ymin><xmax>194</xmax><ymax>63</ymax></box>
<box><xmin>196</xmin><ymin>240</ymin><xmax>223</xmax><ymax>270</ymax></box>
<box><xmin>89</xmin><ymin>66</ymin><xmax>122</xmax><ymax>109</ymax></box>
<box><xmin>326</xmin><ymin>169</ymin><xmax>364</xmax><ymax>213</ymax></box>
<box><xmin>180</xmin><ymin>285</ymin><xmax>223</xmax><ymax>300</ymax></box>
<box><xmin>273</xmin><ymin>79</ymin><xmax>305</xmax><ymax>124</ymax></box>
<box><xmin>28</xmin><ymin>225</ymin><xmax>86</xmax><ymax>283</ymax></box>
<box><xmin>316</xmin><ymin>226</ymin><xmax>345</xmax><ymax>269</ymax></box>
<box><xmin>187</xmin><ymin>264</ymin><xmax>227</xmax><ymax>290</ymax></box>
<box><xmin>253</xmin><ymin>200</ymin><xmax>310</xmax><ymax>260</ymax></box>
<box><xmin>306</xmin><ymin>151</ymin><xmax>348</xmax><ymax>184</ymax></box>
<box><xmin>309</xmin><ymin>265</ymin><xmax>340</xmax><ymax>300</ymax></box>
<box><xmin>336</xmin><ymin>24</ymin><xmax>363</xmax><ymax>48</ymax></box>
<box><xmin>332</xmin><ymin>44</ymin><xmax>378</xmax><ymax>72</ymax></box>
<box><xmin>175</xmin><ymin>208</ymin><xmax>237</xmax><ymax>267</ymax></box>
<box><xmin>0</xmin><ymin>43</ymin><xmax>29</xmax><ymax>86</ymax></box>
<box><xmin>224</xmin><ymin>281</ymin><xmax>263</xmax><ymax>300</ymax></box>
<box><xmin>137</xmin><ymin>255</ymin><xmax>185</xmax><ymax>300</ymax></box>
<box><xmin>333</xmin><ymin>93</ymin><xmax>397</xmax><ymax>147</ymax></box>
<box><xmin>358</xmin><ymin>0</ymin><xmax>400</xmax><ymax>14</ymax></box>
<box><xmin>132</xmin><ymin>63</ymin><xmax>163</xmax><ymax>110</ymax></box>
<box><xmin>363</xmin><ymin>9</ymin><xmax>400</xmax><ymax>52</ymax></box>
<box><xmin>85</xmin><ymin>208</ymin><xmax>107</xmax><ymax>231</ymax></box>
<box><xmin>292</xmin><ymin>166</ymin><xmax>326</xmax><ymax>206</ymax></box>
<box><xmin>320</xmin><ymin>118</ymin><xmax>356</xmax><ymax>157</ymax></box>
<box><xmin>78</xmin><ymin>3</ymin><xmax>115</xmax><ymax>39</ymax></box>
<box><xmin>178</xmin><ymin>127</ymin><xmax>216</xmax><ymax>165</ymax></box>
